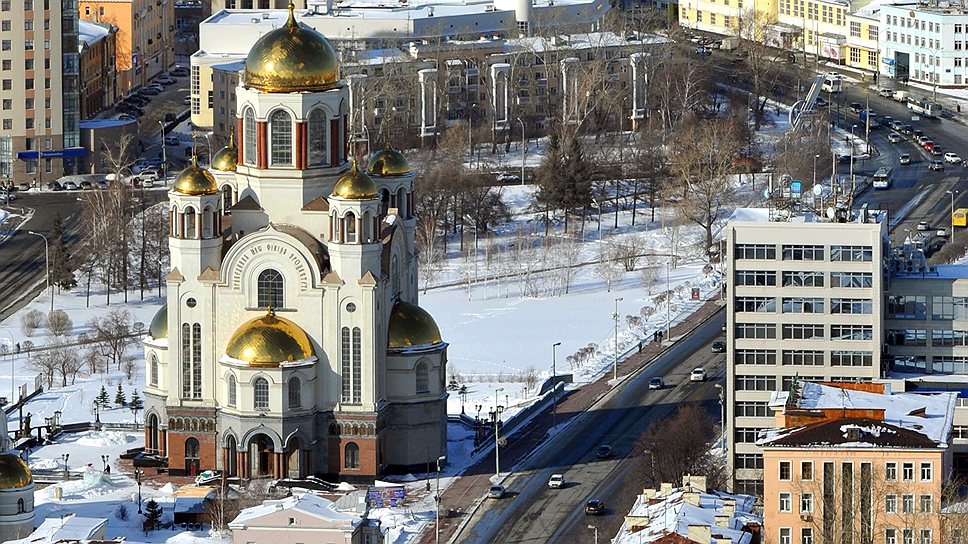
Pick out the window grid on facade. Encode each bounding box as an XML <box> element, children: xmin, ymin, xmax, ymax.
<box><xmin>257</xmin><ymin>269</ymin><xmax>284</xmax><ymax>309</ymax></box>
<box><xmin>735</xmin><ymin>297</ymin><xmax>776</xmax><ymax>312</ymax></box>
<box><xmin>228</xmin><ymin>375</ymin><xmax>237</xmax><ymax>407</ymax></box>
<box><xmin>341</xmin><ymin>327</ymin><xmax>352</xmax><ymax>402</ymax></box>
<box><xmin>416</xmin><ymin>361</ymin><xmax>429</xmax><ymax>393</ymax></box>
<box><xmin>269</xmin><ymin>110</ymin><xmax>293</xmax><ymax>166</ymax></box>
<box><xmin>782</xmin><ymin>271</ymin><xmax>824</xmax><ymax>287</ymax></box>
<box><xmin>736</xmin><ymin>323</ymin><xmax>777</xmax><ymax>339</ymax></box>
<box><xmin>831</xmin><ymin>298</ymin><xmax>873</xmax><ymax>314</ymax></box>
<box><xmin>782</xmin><ymin>350</ymin><xmax>824</xmax><ymax>366</ymax></box>
<box><xmin>736</xmin><ymin>401</ymin><xmax>769</xmax><ymax>417</ymax></box>
<box><xmin>736</xmin><ymin>350</ymin><xmax>776</xmax><ymax>365</ymax></box>
<box><xmin>782</xmin><ymin>245</ymin><xmax>824</xmax><ymax>260</ymax></box>
<box><xmin>831</xmin><ymin>324</ymin><xmax>873</xmax><ymax>341</ymax></box>
<box><xmin>180</xmin><ymin>323</ymin><xmax>202</xmax><ymax>399</ymax></box>
<box><xmin>781</xmin><ymin>297</ymin><xmax>824</xmax><ymax>313</ymax></box>
<box><xmin>192</xmin><ymin>324</ymin><xmax>201</xmax><ymax>399</ymax></box>
<box><xmin>782</xmin><ymin>323</ymin><xmax>824</xmax><ymax>340</ymax></box>
<box><xmin>149</xmin><ymin>355</ymin><xmax>158</xmax><ymax>386</ymax></box>
<box><xmin>253</xmin><ymin>377</ymin><xmax>269</xmax><ymax>409</ymax></box>
<box><xmin>243</xmin><ymin>108</ymin><xmax>256</xmax><ymax>165</ymax></box>
<box><xmin>288</xmin><ymin>376</ymin><xmax>301</xmax><ymax>408</ymax></box>
<box><xmin>307</xmin><ymin>108</ymin><xmax>328</xmax><ymax>166</ymax></box>
<box><xmin>352</xmin><ymin>327</ymin><xmax>362</xmax><ymax>403</ymax></box>
<box><xmin>344</xmin><ymin>442</ymin><xmax>360</xmax><ymax>469</ymax></box>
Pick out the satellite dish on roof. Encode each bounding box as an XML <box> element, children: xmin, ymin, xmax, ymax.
<box><xmin>813</xmin><ymin>184</ymin><xmax>824</xmax><ymax>196</ymax></box>
<box><xmin>827</xmin><ymin>207</ymin><xmax>837</xmax><ymax>219</ymax></box>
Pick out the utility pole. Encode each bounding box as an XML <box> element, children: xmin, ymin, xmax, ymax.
<box><xmin>551</xmin><ymin>342</ymin><xmax>561</xmax><ymax>430</ymax></box>
<box><xmin>613</xmin><ymin>297</ymin><xmax>623</xmax><ymax>382</ymax></box>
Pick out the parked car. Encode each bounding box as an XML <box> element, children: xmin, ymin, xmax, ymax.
<box><xmin>0</xmin><ymin>190</ymin><xmax>16</xmax><ymax>201</ymax></box>
<box><xmin>711</xmin><ymin>340</ymin><xmax>726</xmax><ymax>353</ymax></box>
<box><xmin>695</xmin><ymin>46</ymin><xmax>711</xmax><ymax>56</ymax></box>
<box><xmin>648</xmin><ymin>377</ymin><xmax>664</xmax><ymax>390</ymax></box>
<box><xmin>938</xmin><ymin>227</ymin><xmax>950</xmax><ymax>238</ymax></box>
<box><xmin>888</xmin><ymin>132</ymin><xmax>902</xmax><ymax>143</ymax></box>
<box><xmin>496</xmin><ymin>173</ymin><xmax>521</xmax><ymax>183</ymax></box>
<box><xmin>899</xmin><ymin>154</ymin><xmax>912</xmax><ymax>165</ymax></box>
<box><xmin>878</xmin><ymin>88</ymin><xmax>894</xmax><ymax>97</ymax></box>
<box><xmin>929</xmin><ymin>160</ymin><xmax>945</xmax><ymax>171</ymax></box>
<box><xmin>584</xmin><ymin>499</ymin><xmax>606</xmax><ymax>515</ymax></box>
<box><xmin>487</xmin><ymin>485</ymin><xmax>505</xmax><ymax>499</ymax></box>
<box><xmin>814</xmin><ymin>97</ymin><xmax>828</xmax><ymax>108</ymax></box>
<box><xmin>849</xmin><ymin>102</ymin><xmax>863</xmax><ymax>114</ymax></box>
<box><xmin>549</xmin><ymin>474</ymin><xmax>564</xmax><ymax>488</ymax></box>
<box><xmin>945</xmin><ymin>152</ymin><xmax>962</xmax><ymax>164</ymax></box>
<box><xmin>64</xmin><ymin>181</ymin><xmax>78</xmax><ymax>190</ymax></box>
<box><xmin>164</xmin><ymin>135</ymin><xmax>180</xmax><ymax>146</ymax></box>
<box><xmin>17</xmin><ymin>183</ymin><xmax>29</xmax><ymax>191</ymax></box>
<box><xmin>140</xmin><ymin>86</ymin><xmax>161</xmax><ymax>96</ymax></box>
<box><xmin>171</xmin><ymin>66</ymin><xmax>189</xmax><ymax>77</ymax></box>
<box><xmin>689</xmin><ymin>368</ymin><xmax>707</xmax><ymax>382</ymax></box>
<box><xmin>154</xmin><ymin>75</ymin><xmax>176</xmax><ymax>85</ymax></box>
<box><xmin>596</xmin><ymin>445</ymin><xmax>613</xmax><ymax>459</ymax></box>
<box><xmin>79</xmin><ymin>180</ymin><xmax>94</xmax><ymax>190</ymax></box>
<box><xmin>47</xmin><ymin>181</ymin><xmax>63</xmax><ymax>191</ymax></box>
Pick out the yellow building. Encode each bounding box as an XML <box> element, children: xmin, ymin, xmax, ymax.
<box><xmin>678</xmin><ymin>0</ymin><xmax>749</xmax><ymax>35</ymax></box>
<box><xmin>759</xmin><ymin>381</ymin><xmax>956</xmax><ymax>544</ymax></box>
<box><xmin>846</xmin><ymin>10</ymin><xmax>880</xmax><ymax>73</ymax></box>
<box><xmin>776</xmin><ymin>0</ymin><xmax>848</xmax><ymax>63</ymax></box>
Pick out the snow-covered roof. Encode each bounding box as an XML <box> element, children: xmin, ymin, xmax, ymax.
<box><xmin>613</xmin><ymin>485</ymin><xmax>760</xmax><ymax>544</ymax></box>
<box><xmin>759</xmin><ymin>382</ymin><xmax>957</xmax><ymax>448</ymax></box>
<box><xmin>729</xmin><ymin>206</ymin><xmax>887</xmax><ymax>224</ymax></box>
<box><xmin>506</xmin><ymin>31</ymin><xmax>669</xmax><ymax>53</ymax></box>
<box><xmin>229</xmin><ymin>492</ymin><xmax>358</xmax><ymax>528</ymax></box>
<box><xmin>78</xmin><ymin>20</ymin><xmax>111</xmax><ymax>49</ymax></box>
<box><xmin>23</xmin><ymin>514</ymin><xmax>108</xmax><ymax>544</ymax></box>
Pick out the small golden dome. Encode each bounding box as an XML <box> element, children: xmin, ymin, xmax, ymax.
<box><xmin>148</xmin><ymin>304</ymin><xmax>168</xmax><ymax>340</ymax></box>
<box><xmin>367</xmin><ymin>143</ymin><xmax>411</xmax><ymax>176</ymax></box>
<box><xmin>225</xmin><ymin>311</ymin><xmax>314</xmax><ymax>367</ymax></box>
<box><xmin>242</xmin><ymin>3</ymin><xmax>340</xmax><ymax>93</ymax></box>
<box><xmin>387</xmin><ymin>300</ymin><xmax>443</xmax><ymax>348</ymax></box>
<box><xmin>0</xmin><ymin>454</ymin><xmax>32</xmax><ymax>489</ymax></box>
<box><xmin>332</xmin><ymin>161</ymin><xmax>378</xmax><ymax>200</ymax></box>
<box><xmin>211</xmin><ymin>131</ymin><xmax>238</xmax><ymax>172</ymax></box>
<box><xmin>173</xmin><ymin>156</ymin><xmax>219</xmax><ymax>196</ymax></box>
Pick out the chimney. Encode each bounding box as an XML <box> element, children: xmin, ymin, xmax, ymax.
<box><xmin>722</xmin><ymin>499</ymin><xmax>736</xmax><ymax>516</ymax></box>
<box><xmin>714</xmin><ymin>515</ymin><xmax>730</xmax><ymax>528</ymax></box>
<box><xmin>713</xmin><ymin>537</ymin><xmax>733</xmax><ymax>544</ymax></box>
<box><xmin>659</xmin><ymin>482</ymin><xmax>674</xmax><ymax>496</ymax></box>
<box><xmin>682</xmin><ymin>474</ymin><xmax>708</xmax><ymax>492</ymax></box>
<box><xmin>687</xmin><ymin>524</ymin><xmax>711</xmax><ymax>543</ymax></box>
<box><xmin>683</xmin><ymin>491</ymin><xmax>701</xmax><ymax>506</ymax></box>
<box><xmin>625</xmin><ymin>515</ymin><xmax>650</xmax><ymax>531</ymax></box>
<box><xmin>642</xmin><ymin>488</ymin><xmax>656</xmax><ymax>499</ymax></box>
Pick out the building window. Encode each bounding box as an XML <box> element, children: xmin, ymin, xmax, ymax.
<box><xmin>735</xmin><ymin>453</ymin><xmax>763</xmax><ymax>469</ymax></box>
<box><xmin>779</xmin><ymin>492</ymin><xmax>792</xmax><ymax>512</ymax></box>
<box><xmin>416</xmin><ymin>361</ymin><xmax>429</xmax><ymax>393</ymax></box>
<box><xmin>782</xmin><ymin>244</ymin><xmax>824</xmax><ymax>260</ymax></box>
<box><xmin>831</xmin><ymin>245</ymin><xmax>872</xmax><ymax>261</ymax></box>
<box><xmin>885</xmin><ymin>494</ymin><xmax>897</xmax><ymax>513</ymax></box>
<box><xmin>903</xmin><ymin>462</ymin><xmax>915</xmax><ymax>481</ymax></box>
<box><xmin>886</xmin><ymin>462</ymin><xmax>897</xmax><ymax>481</ymax></box>
<box><xmin>227</xmin><ymin>375</ymin><xmax>237</xmax><ymax>407</ymax></box>
<box><xmin>831</xmin><ymin>298</ymin><xmax>872</xmax><ymax>314</ymax></box>
<box><xmin>830</xmin><ymin>351</ymin><xmax>873</xmax><ymax>366</ymax></box>
<box><xmin>932</xmin><ymin>296</ymin><xmax>968</xmax><ymax>319</ymax></box>
<box><xmin>801</xmin><ymin>492</ymin><xmax>814</xmax><ymax>512</ymax></box>
<box><xmin>257</xmin><ymin>269</ymin><xmax>284</xmax><ymax>309</ymax></box>
<box><xmin>902</xmin><ymin>529</ymin><xmax>914</xmax><ymax>544</ymax></box>
<box><xmin>802</xmin><ymin>528</ymin><xmax>814</xmax><ymax>544</ymax></box>
<box><xmin>868</xmin><ymin>51</ymin><xmax>878</xmax><ymax>65</ymax></box>
<box><xmin>243</xmin><ymin>108</ymin><xmax>256</xmax><ymax>166</ymax></box>
<box><xmin>779</xmin><ymin>461</ymin><xmax>792</xmax><ymax>480</ymax></box>
<box><xmin>782</xmin><ymin>324</ymin><xmax>824</xmax><ymax>340</ymax></box>
<box><xmin>801</xmin><ymin>461</ymin><xmax>814</xmax><ymax>480</ymax></box>
<box><xmin>288</xmin><ymin>376</ymin><xmax>301</xmax><ymax>408</ymax></box>
<box><xmin>149</xmin><ymin>354</ymin><xmax>158</xmax><ymax>386</ymax></box>
<box><xmin>920</xmin><ymin>529</ymin><xmax>932</xmax><ymax>544</ymax></box>
<box><xmin>180</xmin><ymin>323</ymin><xmax>202</xmax><ymax>399</ymax></box>
<box><xmin>352</xmin><ymin>327</ymin><xmax>361</xmax><ymax>403</ymax></box>
<box><xmin>888</xmin><ymin>296</ymin><xmax>927</xmax><ymax>319</ymax></box>
<box><xmin>269</xmin><ymin>110</ymin><xmax>293</xmax><ymax>166</ymax></box>
<box><xmin>736</xmin><ymin>402</ymin><xmax>769</xmax><ymax>417</ymax></box>
<box><xmin>781</xmin><ymin>297</ymin><xmax>824</xmax><ymax>313</ymax></box>
<box><xmin>850</xmin><ymin>21</ymin><xmax>861</xmax><ymax>37</ymax></box>
<box><xmin>782</xmin><ymin>350</ymin><xmax>824</xmax><ymax>366</ymax></box>
<box><xmin>735</xmin><ymin>244</ymin><xmax>775</xmax><ymax>259</ymax></box>
<box><xmin>736</xmin><ymin>270</ymin><xmax>776</xmax><ymax>286</ymax></box>
<box><xmin>735</xmin><ymin>351</ymin><xmax>776</xmax><ymax>366</ymax></box>
<box><xmin>782</xmin><ymin>271</ymin><xmax>824</xmax><ymax>287</ymax></box>
<box><xmin>919</xmin><ymin>494</ymin><xmax>932</xmax><ymax>513</ymax></box>
<box><xmin>830</xmin><ymin>325</ymin><xmax>873</xmax><ymax>341</ymax></box>
<box><xmin>902</xmin><ymin>494</ymin><xmax>915</xmax><ymax>514</ymax></box>
<box><xmin>886</xmin><ymin>528</ymin><xmax>897</xmax><ymax>544</ymax></box>
<box><xmin>341</xmin><ymin>327</ymin><xmax>351</xmax><ymax>403</ymax></box>
<box><xmin>253</xmin><ymin>377</ymin><xmax>269</xmax><ymax>410</ymax></box>
<box><xmin>16</xmin><ymin>498</ymin><xmax>24</xmax><ymax>513</ymax></box>
<box><xmin>830</xmin><ymin>272</ymin><xmax>873</xmax><ymax>288</ymax></box>
<box><xmin>736</xmin><ymin>323</ymin><xmax>776</xmax><ymax>339</ymax></box>
<box><xmin>734</xmin><ymin>427</ymin><xmax>764</xmax><ymax>443</ymax></box>
<box><xmin>344</xmin><ymin>442</ymin><xmax>360</xmax><ymax>469</ymax></box>
<box><xmin>779</xmin><ymin>528</ymin><xmax>791</xmax><ymax>544</ymax></box>
<box><xmin>185</xmin><ymin>437</ymin><xmax>199</xmax><ymax>460</ymax></box>
<box><xmin>307</xmin><ymin>108</ymin><xmax>328</xmax><ymax>166</ymax></box>
<box><xmin>920</xmin><ymin>462</ymin><xmax>932</xmax><ymax>481</ymax></box>
<box><xmin>933</xmin><ymin>356</ymin><xmax>968</xmax><ymax>373</ymax></box>
<box><xmin>734</xmin><ymin>375</ymin><xmax>777</xmax><ymax>391</ymax></box>
<box><xmin>735</xmin><ymin>297</ymin><xmax>776</xmax><ymax>312</ymax></box>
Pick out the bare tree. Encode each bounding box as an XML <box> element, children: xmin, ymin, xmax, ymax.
<box><xmin>45</xmin><ymin>310</ymin><xmax>73</xmax><ymax>338</ymax></box>
<box><xmin>635</xmin><ymin>403</ymin><xmax>728</xmax><ymax>490</ymax></box>
<box><xmin>20</xmin><ymin>309</ymin><xmax>43</xmax><ymax>337</ymax></box>
<box><xmin>88</xmin><ymin>309</ymin><xmax>134</xmax><ymax>371</ymax></box>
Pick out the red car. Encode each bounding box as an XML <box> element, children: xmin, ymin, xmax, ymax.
<box><xmin>924</xmin><ymin>141</ymin><xmax>935</xmax><ymax>151</ymax></box>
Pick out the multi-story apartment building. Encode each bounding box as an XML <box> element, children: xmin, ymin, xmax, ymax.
<box><xmin>79</xmin><ymin>0</ymin><xmax>174</xmax><ymax>94</ymax></box>
<box><xmin>0</xmin><ymin>0</ymin><xmax>82</xmax><ymax>185</ymax></box>
<box><xmin>776</xmin><ymin>0</ymin><xmax>848</xmax><ymax>64</ymax></box>
<box><xmin>677</xmin><ymin>0</ymin><xmax>751</xmax><ymax>36</ymax></box>
<box><xmin>845</xmin><ymin>7</ymin><xmax>879</xmax><ymax>73</ymax></box>
<box><xmin>759</xmin><ymin>381</ymin><xmax>956</xmax><ymax>544</ymax></box>
<box><xmin>880</xmin><ymin>5</ymin><xmax>968</xmax><ymax>88</ymax></box>
<box><xmin>78</xmin><ymin>19</ymin><xmax>117</xmax><ymax>118</ymax></box>
<box><xmin>725</xmin><ymin>207</ymin><xmax>887</xmax><ymax>496</ymax></box>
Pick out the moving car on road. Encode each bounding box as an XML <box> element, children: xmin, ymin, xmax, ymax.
<box><xmin>929</xmin><ymin>160</ymin><xmax>945</xmax><ymax>171</ymax></box>
<box><xmin>596</xmin><ymin>445</ymin><xmax>613</xmax><ymax>459</ymax></box>
<box><xmin>690</xmin><ymin>368</ymin><xmax>707</xmax><ymax>382</ymax></box>
<box><xmin>584</xmin><ymin>500</ymin><xmax>605</xmax><ymax>515</ymax></box>
<box><xmin>899</xmin><ymin>154</ymin><xmax>911</xmax><ymax>165</ymax></box>
<box><xmin>488</xmin><ymin>485</ymin><xmax>505</xmax><ymax>499</ymax></box>
<box><xmin>549</xmin><ymin>474</ymin><xmax>564</xmax><ymax>488</ymax></box>
<box><xmin>945</xmin><ymin>152</ymin><xmax>962</xmax><ymax>164</ymax></box>
<box><xmin>711</xmin><ymin>340</ymin><xmax>726</xmax><ymax>352</ymax></box>
<box><xmin>888</xmin><ymin>133</ymin><xmax>902</xmax><ymax>143</ymax></box>
<box><xmin>648</xmin><ymin>377</ymin><xmax>664</xmax><ymax>390</ymax></box>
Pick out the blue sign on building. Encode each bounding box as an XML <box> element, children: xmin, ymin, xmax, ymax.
<box><xmin>366</xmin><ymin>485</ymin><xmax>406</xmax><ymax>507</ymax></box>
<box><xmin>16</xmin><ymin>148</ymin><xmax>87</xmax><ymax>160</ymax></box>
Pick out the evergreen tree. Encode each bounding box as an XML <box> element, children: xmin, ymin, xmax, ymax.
<box><xmin>96</xmin><ymin>385</ymin><xmax>110</xmax><ymax>408</ymax></box>
<box><xmin>446</xmin><ymin>376</ymin><xmax>459</xmax><ymax>391</ymax></box>
<box><xmin>560</xmin><ymin>135</ymin><xmax>594</xmax><ymax>232</ymax></box>
<box><xmin>534</xmin><ymin>131</ymin><xmax>564</xmax><ymax>213</ymax></box>
<box><xmin>129</xmin><ymin>389</ymin><xmax>143</xmax><ymax>411</ymax></box>
<box><xmin>114</xmin><ymin>383</ymin><xmax>126</xmax><ymax>407</ymax></box>
<box><xmin>49</xmin><ymin>214</ymin><xmax>77</xmax><ymax>291</ymax></box>
<box><xmin>142</xmin><ymin>499</ymin><xmax>163</xmax><ymax>531</ymax></box>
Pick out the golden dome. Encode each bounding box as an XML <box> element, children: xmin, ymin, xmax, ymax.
<box><xmin>366</xmin><ymin>143</ymin><xmax>411</xmax><ymax>176</ymax></box>
<box><xmin>332</xmin><ymin>161</ymin><xmax>378</xmax><ymax>200</ymax></box>
<box><xmin>211</xmin><ymin>131</ymin><xmax>238</xmax><ymax>172</ymax></box>
<box><xmin>0</xmin><ymin>454</ymin><xmax>32</xmax><ymax>489</ymax></box>
<box><xmin>387</xmin><ymin>300</ymin><xmax>443</xmax><ymax>348</ymax></box>
<box><xmin>242</xmin><ymin>3</ymin><xmax>340</xmax><ymax>93</ymax></box>
<box><xmin>148</xmin><ymin>304</ymin><xmax>168</xmax><ymax>340</ymax></box>
<box><xmin>173</xmin><ymin>156</ymin><xmax>219</xmax><ymax>196</ymax></box>
<box><xmin>224</xmin><ymin>311</ymin><xmax>314</xmax><ymax>367</ymax></box>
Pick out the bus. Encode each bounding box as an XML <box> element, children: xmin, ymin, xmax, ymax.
<box><xmin>821</xmin><ymin>74</ymin><xmax>843</xmax><ymax>93</ymax></box>
<box><xmin>907</xmin><ymin>97</ymin><xmax>942</xmax><ymax>118</ymax></box>
<box><xmin>872</xmin><ymin>167</ymin><xmax>893</xmax><ymax>189</ymax></box>
<box><xmin>955</xmin><ymin>208</ymin><xmax>968</xmax><ymax>228</ymax></box>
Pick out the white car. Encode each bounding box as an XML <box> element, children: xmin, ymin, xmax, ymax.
<box><xmin>689</xmin><ymin>368</ymin><xmax>707</xmax><ymax>382</ymax></box>
<box><xmin>888</xmin><ymin>133</ymin><xmax>902</xmax><ymax>143</ymax></box>
<box><xmin>917</xmin><ymin>220</ymin><xmax>931</xmax><ymax>231</ymax></box>
<box><xmin>548</xmin><ymin>474</ymin><xmax>564</xmax><ymax>488</ymax></box>
<box><xmin>945</xmin><ymin>152</ymin><xmax>962</xmax><ymax>164</ymax></box>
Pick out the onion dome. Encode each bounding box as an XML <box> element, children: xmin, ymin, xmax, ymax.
<box><xmin>366</xmin><ymin>143</ymin><xmax>411</xmax><ymax>176</ymax></box>
<box><xmin>242</xmin><ymin>2</ymin><xmax>340</xmax><ymax>93</ymax></box>
<box><xmin>0</xmin><ymin>454</ymin><xmax>32</xmax><ymax>489</ymax></box>
<box><xmin>224</xmin><ymin>310</ymin><xmax>314</xmax><ymax>367</ymax></box>
<box><xmin>332</xmin><ymin>161</ymin><xmax>377</xmax><ymax>200</ymax></box>
<box><xmin>148</xmin><ymin>304</ymin><xmax>168</xmax><ymax>340</ymax></box>
<box><xmin>173</xmin><ymin>156</ymin><xmax>218</xmax><ymax>196</ymax></box>
<box><xmin>211</xmin><ymin>131</ymin><xmax>238</xmax><ymax>172</ymax></box>
<box><xmin>387</xmin><ymin>300</ymin><xmax>443</xmax><ymax>348</ymax></box>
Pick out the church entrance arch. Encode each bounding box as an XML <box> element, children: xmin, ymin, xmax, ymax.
<box><xmin>146</xmin><ymin>414</ymin><xmax>158</xmax><ymax>453</ymax></box>
<box><xmin>226</xmin><ymin>435</ymin><xmax>238</xmax><ymax>478</ymax></box>
<box><xmin>249</xmin><ymin>434</ymin><xmax>274</xmax><ymax>477</ymax></box>
<box><xmin>286</xmin><ymin>436</ymin><xmax>301</xmax><ymax>479</ymax></box>
<box><xmin>184</xmin><ymin>437</ymin><xmax>200</xmax><ymax>476</ymax></box>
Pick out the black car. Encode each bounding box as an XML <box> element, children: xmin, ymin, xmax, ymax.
<box><xmin>837</xmin><ymin>154</ymin><xmax>856</xmax><ymax>164</ymax></box>
<box><xmin>913</xmin><ymin>129</ymin><xmax>924</xmax><ymax>139</ymax></box>
<box><xmin>814</xmin><ymin>97</ymin><xmax>828</xmax><ymax>108</ymax></box>
<box><xmin>596</xmin><ymin>444</ymin><xmax>613</xmax><ymax>459</ymax></box>
<box><xmin>47</xmin><ymin>181</ymin><xmax>63</xmax><ymax>191</ymax></box>
<box><xmin>711</xmin><ymin>341</ymin><xmax>726</xmax><ymax>353</ymax></box>
<box><xmin>849</xmin><ymin>102</ymin><xmax>863</xmax><ymax>114</ymax></box>
<box><xmin>901</xmin><ymin>124</ymin><xmax>914</xmax><ymax>134</ymax></box>
<box><xmin>585</xmin><ymin>499</ymin><xmax>605</xmax><ymax>515</ymax></box>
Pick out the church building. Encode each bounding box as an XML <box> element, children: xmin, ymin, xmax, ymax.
<box><xmin>141</xmin><ymin>5</ymin><xmax>448</xmax><ymax>481</ymax></box>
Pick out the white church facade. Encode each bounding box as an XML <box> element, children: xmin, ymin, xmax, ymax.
<box><xmin>141</xmin><ymin>5</ymin><xmax>448</xmax><ymax>481</ymax></box>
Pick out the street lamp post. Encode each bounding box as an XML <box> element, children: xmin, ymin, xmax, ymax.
<box><xmin>588</xmin><ymin>524</ymin><xmax>599</xmax><ymax>544</ymax></box>
<box><xmin>812</xmin><ymin>153</ymin><xmax>819</xmax><ymax>187</ymax></box>
<box><xmin>135</xmin><ymin>469</ymin><xmax>144</xmax><ymax>513</ymax></box>
<box><xmin>158</xmin><ymin>121</ymin><xmax>167</xmax><ymax>184</ymax></box>
<box><xmin>714</xmin><ymin>383</ymin><xmax>726</xmax><ymax>459</ymax></box>
<box><xmin>613</xmin><ymin>297</ymin><xmax>623</xmax><ymax>382</ymax></box>
<box><xmin>516</xmin><ymin>117</ymin><xmax>525</xmax><ymax>185</ymax></box>
<box><xmin>61</xmin><ymin>453</ymin><xmax>69</xmax><ymax>480</ymax></box>
<box><xmin>849</xmin><ymin>124</ymin><xmax>857</xmax><ymax>183</ymax></box>
<box><xmin>493</xmin><ymin>387</ymin><xmax>505</xmax><ymax>478</ymax></box>
<box><xmin>948</xmin><ymin>190</ymin><xmax>958</xmax><ymax>244</ymax></box>
<box><xmin>665</xmin><ymin>261</ymin><xmax>672</xmax><ymax>340</ymax></box>
<box><xmin>27</xmin><ymin>231</ymin><xmax>51</xmax><ymax>311</ymax></box>
<box><xmin>435</xmin><ymin>455</ymin><xmax>446</xmax><ymax>544</ymax></box>
<box><xmin>551</xmin><ymin>341</ymin><xmax>561</xmax><ymax>430</ymax></box>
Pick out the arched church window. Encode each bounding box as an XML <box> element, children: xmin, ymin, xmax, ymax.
<box><xmin>17</xmin><ymin>498</ymin><xmax>24</xmax><ymax>513</ymax></box>
<box><xmin>344</xmin><ymin>212</ymin><xmax>357</xmax><ymax>244</ymax></box>
<box><xmin>227</xmin><ymin>375</ymin><xmax>237</xmax><ymax>407</ymax></box>
<box><xmin>416</xmin><ymin>361</ymin><xmax>429</xmax><ymax>393</ymax></box>
<box><xmin>257</xmin><ymin>269</ymin><xmax>284</xmax><ymax>309</ymax></box>
<box><xmin>288</xmin><ymin>376</ymin><xmax>301</xmax><ymax>408</ymax></box>
<box><xmin>243</xmin><ymin>108</ymin><xmax>256</xmax><ymax>166</ymax></box>
<box><xmin>340</xmin><ymin>327</ymin><xmax>351</xmax><ymax>403</ymax></box>
<box><xmin>149</xmin><ymin>354</ymin><xmax>158</xmax><ymax>387</ymax></box>
<box><xmin>253</xmin><ymin>377</ymin><xmax>269</xmax><ymax>410</ymax></box>
<box><xmin>352</xmin><ymin>327</ymin><xmax>361</xmax><ymax>403</ymax></box>
<box><xmin>344</xmin><ymin>442</ymin><xmax>360</xmax><ymax>469</ymax></box>
<box><xmin>221</xmin><ymin>185</ymin><xmax>233</xmax><ymax>211</ymax></box>
<box><xmin>184</xmin><ymin>208</ymin><xmax>197</xmax><ymax>239</ymax></box>
<box><xmin>269</xmin><ymin>110</ymin><xmax>293</xmax><ymax>166</ymax></box>
<box><xmin>185</xmin><ymin>437</ymin><xmax>200</xmax><ymax>459</ymax></box>
<box><xmin>307</xmin><ymin>108</ymin><xmax>328</xmax><ymax>166</ymax></box>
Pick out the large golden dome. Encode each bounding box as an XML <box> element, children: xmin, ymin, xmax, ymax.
<box><xmin>211</xmin><ymin>131</ymin><xmax>238</xmax><ymax>172</ymax></box>
<box><xmin>225</xmin><ymin>311</ymin><xmax>314</xmax><ymax>367</ymax></box>
<box><xmin>387</xmin><ymin>300</ymin><xmax>443</xmax><ymax>348</ymax></box>
<box><xmin>332</xmin><ymin>161</ymin><xmax>377</xmax><ymax>200</ymax></box>
<box><xmin>367</xmin><ymin>143</ymin><xmax>411</xmax><ymax>176</ymax></box>
<box><xmin>173</xmin><ymin>156</ymin><xmax>218</xmax><ymax>196</ymax></box>
<box><xmin>148</xmin><ymin>304</ymin><xmax>168</xmax><ymax>340</ymax></box>
<box><xmin>0</xmin><ymin>454</ymin><xmax>32</xmax><ymax>489</ymax></box>
<box><xmin>242</xmin><ymin>3</ymin><xmax>340</xmax><ymax>93</ymax></box>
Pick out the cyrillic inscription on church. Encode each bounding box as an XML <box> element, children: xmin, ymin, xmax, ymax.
<box><xmin>232</xmin><ymin>243</ymin><xmax>310</xmax><ymax>289</ymax></box>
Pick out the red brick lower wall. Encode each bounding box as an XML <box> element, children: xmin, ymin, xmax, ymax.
<box><xmin>168</xmin><ymin>431</ymin><xmax>217</xmax><ymax>477</ymax></box>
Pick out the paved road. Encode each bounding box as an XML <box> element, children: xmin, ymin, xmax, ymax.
<box><xmin>456</xmin><ymin>308</ymin><xmax>726</xmax><ymax>543</ymax></box>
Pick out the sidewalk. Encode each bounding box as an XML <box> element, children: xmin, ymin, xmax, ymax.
<box><xmin>418</xmin><ymin>298</ymin><xmax>725</xmax><ymax>544</ymax></box>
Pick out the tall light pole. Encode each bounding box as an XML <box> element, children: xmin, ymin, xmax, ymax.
<box><xmin>715</xmin><ymin>383</ymin><xmax>726</xmax><ymax>459</ymax></box>
<box><xmin>516</xmin><ymin>117</ymin><xmax>525</xmax><ymax>185</ymax></box>
<box><xmin>613</xmin><ymin>297</ymin><xmax>623</xmax><ymax>381</ymax></box>
<box><xmin>493</xmin><ymin>387</ymin><xmax>504</xmax><ymax>478</ymax></box>
<box><xmin>158</xmin><ymin>121</ymin><xmax>167</xmax><ymax>184</ymax></box>
<box><xmin>588</xmin><ymin>524</ymin><xmax>599</xmax><ymax>544</ymax></box>
<box><xmin>665</xmin><ymin>261</ymin><xmax>672</xmax><ymax>340</ymax></box>
<box><xmin>435</xmin><ymin>454</ymin><xmax>445</xmax><ymax>544</ymax></box>
<box><xmin>552</xmin><ymin>341</ymin><xmax>561</xmax><ymax>430</ymax></box>
<box><xmin>61</xmin><ymin>453</ymin><xmax>69</xmax><ymax>480</ymax></box>
<box><xmin>849</xmin><ymin>124</ymin><xmax>857</xmax><ymax>183</ymax></box>
<box><xmin>812</xmin><ymin>153</ymin><xmax>819</xmax><ymax>187</ymax></box>
<box><xmin>948</xmin><ymin>190</ymin><xmax>958</xmax><ymax>243</ymax></box>
<box><xmin>27</xmin><ymin>231</ymin><xmax>51</xmax><ymax>311</ymax></box>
